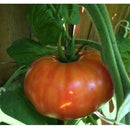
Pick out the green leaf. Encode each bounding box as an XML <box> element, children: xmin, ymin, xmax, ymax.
<box><xmin>59</xmin><ymin>4</ymin><xmax>80</xmax><ymax>25</ymax></box>
<box><xmin>28</xmin><ymin>4</ymin><xmax>65</xmax><ymax>45</ymax></box>
<box><xmin>7</xmin><ymin>38</ymin><xmax>57</xmax><ymax>65</ymax></box>
<box><xmin>101</xmin><ymin>95</ymin><xmax>117</xmax><ymax>120</ymax></box>
<box><xmin>96</xmin><ymin>118</ymin><xmax>102</xmax><ymax>125</ymax></box>
<box><xmin>0</xmin><ymin>108</ymin><xmax>25</xmax><ymax>125</ymax></box>
<box><xmin>116</xmin><ymin>36</ymin><xmax>130</xmax><ymax>73</ymax></box>
<box><xmin>116</xmin><ymin>36</ymin><xmax>130</xmax><ymax>53</ymax></box>
<box><xmin>0</xmin><ymin>82</ymin><xmax>57</xmax><ymax>125</ymax></box>
<box><xmin>117</xmin><ymin>94</ymin><xmax>130</xmax><ymax>122</ymax></box>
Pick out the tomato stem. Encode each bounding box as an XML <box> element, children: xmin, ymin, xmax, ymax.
<box><xmin>57</xmin><ymin>33</ymin><xmax>68</xmax><ymax>62</ymax></box>
<box><xmin>74</xmin><ymin>39</ymin><xmax>102</xmax><ymax>55</ymax></box>
<box><xmin>57</xmin><ymin>32</ymin><xmax>78</xmax><ymax>63</ymax></box>
<box><xmin>66</xmin><ymin>34</ymin><xmax>77</xmax><ymax>61</ymax></box>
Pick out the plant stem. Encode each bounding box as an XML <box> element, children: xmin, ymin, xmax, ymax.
<box><xmin>94</xmin><ymin>112</ymin><xmax>125</xmax><ymax>125</ymax></box>
<box><xmin>48</xmin><ymin>4</ymin><xmax>56</xmax><ymax>15</ymax></box>
<box><xmin>75</xmin><ymin>39</ymin><xmax>100</xmax><ymax>45</ymax></box>
<box><xmin>82</xmin><ymin>5</ymin><xmax>124</xmax><ymax>113</ymax></box>
<box><xmin>97</xmin><ymin>4</ymin><xmax>130</xmax><ymax>124</ymax></box>
<box><xmin>0</xmin><ymin>61</ymin><xmax>16</xmax><ymax>64</ymax></box>
<box><xmin>97</xmin><ymin>4</ymin><xmax>130</xmax><ymax>97</ymax></box>
<box><xmin>88</xmin><ymin>115</ymin><xmax>97</xmax><ymax>125</ymax></box>
<box><xmin>113</xmin><ymin>44</ymin><xmax>130</xmax><ymax>124</ymax></box>
<box><xmin>3</xmin><ymin>65</ymin><xmax>26</xmax><ymax>89</ymax></box>
<box><xmin>65</xmin><ymin>23</ymin><xmax>69</xmax><ymax>38</ymax></box>
<box><xmin>69</xmin><ymin>35</ymin><xmax>77</xmax><ymax>61</ymax></box>
<box><xmin>57</xmin><ymin>33</ymin><xmax>67</xmax><ymax>62</ymax></box>
<box><xmin>74</xmin><ymin>39</ymin><xmax>102</xmax><ymax>54</ymax></box>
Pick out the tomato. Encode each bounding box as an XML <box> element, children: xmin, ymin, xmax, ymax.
<box><xmin>24</xmin><ymin>50</ymin><xmax>114</xmax><ymax>120</ymax></box>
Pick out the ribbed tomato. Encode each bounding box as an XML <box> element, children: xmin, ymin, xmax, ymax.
<box><xmin>24</xmin><ymin>50</ymin><xmax>114</xmax><ymax>120</ymax></box>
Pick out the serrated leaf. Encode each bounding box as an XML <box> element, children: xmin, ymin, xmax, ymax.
<box><xmin>7</xmin><ymin>38</ymin><xmax>57</xmax><ymax>65</ymax></box>
<box><xmin>117</xmin><ymin>94</ymin><xmax>130</xmax><ymax>122</ymax></box>
<box><xmin>0</xmin><ymin>82</ymin><xmax>57</xmax><ymax>125</ymax></box>
<box><xmin>28</xmin><ymin>4</ymin><xmax>65</xmax><ymax>45</ymax></box>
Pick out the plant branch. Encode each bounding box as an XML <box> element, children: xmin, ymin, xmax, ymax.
<box><xmin>94</xmin><ymin>112</ymin><xmax>125</xmax><ymax>125</ymax></box>
<box><xmin>57</xmin><ymin>33</ymin><xmax>67</xmax><ymax>62</ymax></box>
<box><xmin>3</xmin><ymin>65</ymin><xmax>26</xmax><ymax>89</ymax></box>
<box><xmin>114</xmin><ymin>20</ymin><xmax>130</xmax><ymax>37</ymax></box>
<box><xmin>97</xmin><ymin>4</ymin><xmax>130</xmax><ymax>124</ymax></box>
<box><xmin>88</xmin><ymin>115</ymin><xmax>97</xmax><ymax>125</ymax></box>
<box><xmin>0</xmin><ymin>61</ymin><xmax>16</xmax><ymax>64</ymax></box>
<box><xmin>82</xmin><ymin>4</ymin><xmax>124</xmax><ymax>113</ymax></box>
<box><xmin>48</xmin><ymin>4</ymin><xmax>56</xmax><ymax>15</ymax></box>
<box><xmin>97</xmin><ymin>5</ymin><xmax>130</xmax><ymax>97</ymax></box>
<box><xmin>74</xmin><ymin>39</ymin><xmax>101</xmax><ymax>54</ymax></box>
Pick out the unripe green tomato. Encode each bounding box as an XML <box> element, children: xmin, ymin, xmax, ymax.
<box><xmin>24</xmin><ymin>50</ymin><xmax>114</xmax><ymax>120</ymax></box>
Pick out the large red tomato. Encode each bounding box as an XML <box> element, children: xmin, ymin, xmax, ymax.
<box><xmin>24</xmin><ymin>50</ymin><xmax>114</xmax><ymax>120</ymax></box>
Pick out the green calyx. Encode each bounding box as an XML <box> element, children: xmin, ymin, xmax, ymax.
<box><xmin>57</xmin><ymin>33</ymin><xmax>78</xmax><ymax>63</ymax></box>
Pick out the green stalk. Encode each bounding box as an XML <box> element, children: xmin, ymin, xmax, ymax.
<box><xmin>48</xmin><ymin>4</ymin><xmax>56</xmax><ymax>14</ymax></box>
<box><xmin>88</xmin><ymin>115</ymin><xmax>97</xmax><ymax>125</ymax></box>
<box><xmin>69</xmin><ymin>35</ymin><xmax>77</xmax><ymax>61</ymax></box>
<box><xmin>64</xmin><ymin>24</ymin><xmax>77</xmax><ymax>62</ymax></box>
<box><xmin>113</xmin><ymin>44</ymin><xmax>130</xmax><ymax>124</ymax></box>
<box><xmin>65</xmin><ymin>23</ymin><xmax>69</xmax><ymax>38</ymax></box>
<box><xmin>3</xmin><ymin>65</ymin><xmax>26</xmax><ymax>89</ymax></box>
<box><xmin>82</xmin><ymin>4</ymin><xmax>124</xmax><ymax>117</ymax></box>
<box><xmin>57</xmin><ymin>33</ymin><xmax>67</xmax><ymax>62</ymax></box>
<box><xmin>74</xmin><ymin>39</ymin><xmax>102</xmax><ymax>54</ymax></box>
<box><xmin>97</xmin><ymin>5</ymin><xmax>130</xmax><ymax>124</ymax></box>
<box><xmin>64</xmin><ymin>36</ymin><xmax>77</xmax><ymax>62</ymax></box>
<box><xmin>75</xmin><ymin>39</ymin><xmax>99</xmax><ymax>45</ymax></box>
<box><xmin>113</xmin><ymin>44</ymin><xmax>130</xmax><ymax>97</ymax></box>
<box><xmin>97</xmin><ymin>4</ymin><xmax>130</xmax><ymax>98</ymax></box>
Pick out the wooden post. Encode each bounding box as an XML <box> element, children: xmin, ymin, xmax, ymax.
<box><xmin>0</xmin><ymin>4</ymin><xmax>30</xmax><ymax>83</ymax></box>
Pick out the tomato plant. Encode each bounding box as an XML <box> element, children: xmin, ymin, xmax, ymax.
<box><xmin>24</xmin><ymin>50</ymin><xmax>113</xmax><ymax>120</ymax></box>
<box><xmin>0</xmin><ymin>4</ymin><xmax>130</xmax><ymax>125</ymax></box>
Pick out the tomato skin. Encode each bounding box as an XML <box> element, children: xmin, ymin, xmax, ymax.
<box><xmin>24</xmin><ymin>50</ymin><xmax>114</xmax><ymax>120</ymax></box>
